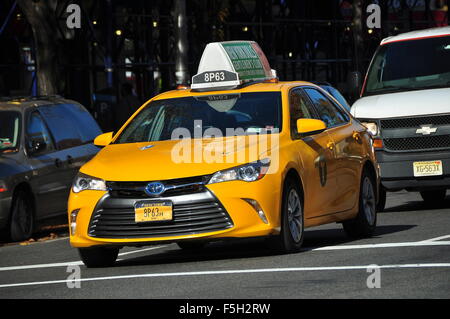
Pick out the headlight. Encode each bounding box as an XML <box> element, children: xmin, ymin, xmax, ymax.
<box><xmin>208</xmin><ymin>159</ymin><xmax>270</xmax><ymax>184</ymax></box>
<box><xmin>361</xmin><ymin>122</ymin><xmax>379</xmax><ymax>136</ymax></box>
<box><xmin>72</xmin><ymin>173</ymin><xmax>107</xmax><ymax>193</ymax></box>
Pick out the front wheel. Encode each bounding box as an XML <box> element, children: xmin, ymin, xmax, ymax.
<box><xmin>78</xmin><ymin>247</ymin><xmax>119</xmax><ymax>268</ymax></box>
<box><xmin>343</xmin><ymin>170</ymin><xmax>377</xmax><ymax>238</ymax></box>
<box><xmin>10</xmin><ymin>189</ymin><xmax>34</xmax><ymax>242</ymax></box>
<box><xmin>267</xmin><ymin>178</ymin><xmax>304</xmax><ymax>253</ymax></box>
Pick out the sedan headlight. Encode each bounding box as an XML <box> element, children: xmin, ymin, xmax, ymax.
<box><xmin>72</xmin><ymin>173</ymin><xmax>107</xmax><ymax>193</ymax></box>
<box><xmin>361</xmin><ymin>122</ymin><xmax>379</xmax><ymax>136</ymax></box>
<box><xmin>208</xmin><ymin>159</ymin><xmax>270</xmax><ymax>184</ymax></box>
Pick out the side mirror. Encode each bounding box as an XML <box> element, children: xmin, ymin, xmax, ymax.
<box><xmin>347</xmin><ymin>71</ymin><xmax>362</xmax><ymax>96</ymax></box>
<box><xmin>296</xmin><ymin>119</ymin><xmax>327</xmax><ymax>136</ymax></box>
<box><xmin>94</xmin><ymin>132</ymin><xmax>113</xmax><ymax>147</ymax></box>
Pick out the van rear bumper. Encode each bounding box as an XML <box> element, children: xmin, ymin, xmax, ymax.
<box><xmin>376</xmin><ymin>150</ymin><xmax>450</xmax><ymax>191</ymax></box>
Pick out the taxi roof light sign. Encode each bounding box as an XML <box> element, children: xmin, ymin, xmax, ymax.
<box><xmin>191</xmin><ymin>41</ymin><xmax>275</xmax><ymax>91</ymax></box>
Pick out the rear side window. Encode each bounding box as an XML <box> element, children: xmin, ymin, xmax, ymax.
<box><xmin>39</xmin><ymin>104</ymin><xmax>101</xmax><ymax>150</ymax></box>
<box><xmin>304</xmin><ymin>88</ymin><xmax>348</xmax><ymax>128</ymax></box>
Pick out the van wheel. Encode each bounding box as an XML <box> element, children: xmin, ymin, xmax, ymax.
<box><xmin>78</xmin><ymin>247</ymin><xmax>119</xmax><ymax>268</ymax></box>
<box><xmin>377</xmin><ymin>187</ymin><xmax>386</xmax><ymax>212</ymax></box>
<box><xmin>343</xmin><ymin>170</ymin><xmax>377</xmax><ymax>238</ymax></box>
<box><xmin>268</xmin><ymin>178</ymin><xmax>304</xmax><ymax>253</ymax></box>
<box><xmin>420</xmin><ymin>190</ymin><xmax>446</xmax><ymax>205</ymax></box>
<box><xmin>10</xmin><ymin>189</ymin><xmax>34</xmax><ymax>242</ymax></box>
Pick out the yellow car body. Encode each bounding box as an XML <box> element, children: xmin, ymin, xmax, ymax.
<box><xmin>68</xmin><ymin>81</ymin><xmax>379</xmax><ymax>250</ymax></box>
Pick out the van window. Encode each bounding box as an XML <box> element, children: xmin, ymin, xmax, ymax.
<box><xmin>364</xmin><ymin>35</ymin><xmax>450</xmax><ymax>96</ymax></box>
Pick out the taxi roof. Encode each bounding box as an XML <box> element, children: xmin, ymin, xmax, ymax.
<box><xmin>153</xmin><ymin>81</ymin><xmax>317</xmax><ymax>101</ymax></box>
<box><xmin>381</xmin><ymin>26</ymin><xmax>450</xmax><ymax>45</ymax></box>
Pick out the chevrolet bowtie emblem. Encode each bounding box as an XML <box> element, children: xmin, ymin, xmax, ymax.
<box><xmin>416</xmin><ymin>125</ymin><xmax>437</xmax><ymax>135</ymax></box>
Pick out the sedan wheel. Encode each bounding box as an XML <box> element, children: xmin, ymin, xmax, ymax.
<box><xmin>343</xmin><ymin>170</ymin><xmax>377</xmax><ymax>238</ymax></box>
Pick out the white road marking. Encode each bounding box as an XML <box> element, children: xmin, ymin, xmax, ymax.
<box><xmin>420</xmin><ymin>235</ymin><xmax>450</xmax><ymax>242</ymax></box>
<box><xmin>1</xmin><ymin>240</ymin><xmax>449</xmax><ymax>273</ymax></box>
<box><xmin>0</xmin><ymin>263</ymin><xmax>449</xmax><ymax>289</ymax></box>
<box><xmin>0</xmin><ymin>245</ymin><xmax>167</xmax><ymax>272</ymax></box>
<box><xmin>307</xmin><ymin>241</ymin><xmax>450</xmax><ymax>251</ymax></box>
<box><xmin>118</xmin><ymin>246</ymin><xmax>166</xmax><ymax>256</ymax></box>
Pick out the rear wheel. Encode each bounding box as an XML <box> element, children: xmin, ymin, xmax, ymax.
<box><xmin>78</xmin><ymin>247</ymin><xmax>119</xmax><ymax>268</ymax></box>
<box><xmin>10</xmin><ymin>189</ymin><xmax>34</xmax><ymax>242</ymax></box>
<box><xmin>343</xmin><ymin>170</ymin><xmax>377</xmax><ymax>238</ymax></box>
<box><xmin>268</xmin><ymin>178</ymin><xmax>304</xmax><ymax>253</ymax></box>
<box><xmin>420</xmin><ymin>190</ymin><xmax>447</xmax><ymax>205</ymax></box>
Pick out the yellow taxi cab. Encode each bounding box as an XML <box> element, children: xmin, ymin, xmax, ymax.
<box><xmin>68</xmin><ymin>41</ymin><xmax>380</xmax><ymax>267</ymax></box>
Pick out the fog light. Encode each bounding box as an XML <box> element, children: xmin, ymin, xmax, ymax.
<box><xmin>242</xmin><ymin>198</ymin><xmax>268</xmax><ymax>224</ymax></box>
<box><xmin>70</xmin><ymin>209</ymin><xmax>80</xmax><ymax>235</ymax></box>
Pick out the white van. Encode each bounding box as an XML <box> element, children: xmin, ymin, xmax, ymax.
<box><xmin>351</xmin><ymin>26</ymin><xmax>450</xmax><ymax>210</ymax></box>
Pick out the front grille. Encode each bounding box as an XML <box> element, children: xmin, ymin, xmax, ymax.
<box><xmin>384</xmin><ymin>135</ymin><xmax>450</xmax><ymax>152</ymax></box>
<box><xmin>88</xmin><ymin>192</ymin><xmax>233</xmax><ymax>239</ymax></box>
<box><xmin>106</xmin><ymin>175</ymin><xmax>210</xmax><ymax>198</ymax></box>
<box><xmin>380</xmin><ymin>115</ymin><xmax>450</xmax><ymax>129</ymax></box>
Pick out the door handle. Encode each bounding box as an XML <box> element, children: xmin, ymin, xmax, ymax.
<box><xmin>67</xmin><ymin>155</ymin><xmax>74</xmax><ymax>165</ymax></box>
<box><xmin>54</xmin><ymin>158</ymin><xmax>62</xmax><ymax>168</ymax></box>
<box><xmin>326</xmin><ymin>141</ymin><xmax>335</xmax><ymax>151</ymax></box>
<box><xmin>353</xmin><ymin>132</ymin><xmax>362</xmax><ymax>144</ymax></box>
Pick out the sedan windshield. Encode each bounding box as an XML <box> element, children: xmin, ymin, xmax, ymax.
<box><xmin>364</xmin><ymin>35</ymin><xmax>450</xmax><ymax>96</ymax></box>
<box><xmin>115</xmin><ymin>92</ymin><xmax>282</xmax><ymax>143</ymax></box>
<box><xmin>0</xmin><ymin>111</ymin><xmax>21</xmax><ymax>153</ymax></box>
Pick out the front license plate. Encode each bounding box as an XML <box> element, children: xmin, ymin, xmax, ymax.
<box><xmin>134</xmin><ymin>200</ymin><xmax>173</xmax><ymax>223</ymax></box>
<box><xmin>413</xmin><ymin>160</ymin><xmax>443</xmax><ymax>177</ymax></box>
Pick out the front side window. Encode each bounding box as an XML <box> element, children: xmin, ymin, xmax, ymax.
<box><xmin>289</xmin><ymin>89</ymin><xmax>316</xmax><ymax>139</ymax></box>
<box><xmin>364</xmin><ymin>35</ymin><xmax>450</xmax><ymax>96</ymax></box>
<box><xmin>0</xmin><ymin>111</ymin><xmax>21</xmax><ymax>154</ymax></box>
<box><xmin>115</xmin><ymin>92</ymin><xmax>282</xmax><ymax>143</ymax></box>
<box><xmin>304</xmin><ymin>88</ymin><xmax>348</xmax><ymax>128</ymax></box>
<box><xmin>27</xmin><ymin>112</ymin><xmax>55</xmax><ymax>153</ymax></box>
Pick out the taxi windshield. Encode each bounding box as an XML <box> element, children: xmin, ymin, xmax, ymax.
<box><xmin>0</xmin><ymin>111</ymin><xmax>21</xmax><ymax>154</ymax></box>
<box><xmin>364</xmin><ymin>35</ymin><xmax>450</xmax><ymax>96</ymax></box>
<box><xmin>115</xmin><ymin>92</ymin><xmax>282</xmax><ymax>143</ymax></box>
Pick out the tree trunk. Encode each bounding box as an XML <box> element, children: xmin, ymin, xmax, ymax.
<box><xmin>17</xmin><ymin>0</ymin><xmax>58</xmax><ymax>96</ymax></box>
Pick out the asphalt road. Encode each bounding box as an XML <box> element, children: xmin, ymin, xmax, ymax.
<box><xmin>0</xmin><ymin>190</ymin><xmax>449</xmax><ymax>299</ymax></box>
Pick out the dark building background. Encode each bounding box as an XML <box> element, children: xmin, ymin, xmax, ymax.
<box><xmin>0</xmin><ymin>0</ymin><xmax>448</xmax><ymax>129</ymax></box>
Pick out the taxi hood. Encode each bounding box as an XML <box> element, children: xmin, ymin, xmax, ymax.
<box><xmin>80</xmin><ymin>136</ymin><xmax>279</xmax><ymax>181</ymax></box>
<box><xmin>351</xmin><ymin>87</ymin><xmax>450</xmax><ymax>119</ymax></box>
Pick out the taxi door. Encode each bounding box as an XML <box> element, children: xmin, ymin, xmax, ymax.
<box><xmin>289</xmin><ymin>88</ymin><xmax>339</xmax><ymax>218</ymax></box>
<box><xmin>303</xmin><ymin>87</ymin><xmax>363</xmax><ymax>212</ymax></box>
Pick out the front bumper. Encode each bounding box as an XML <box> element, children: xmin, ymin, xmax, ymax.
<box><xmin>68</xmin><ymin>176</ymin><xmax>281</xmax><ymax>248</ymax></box>
<box><xmin>376</xmin><ymin>149</ymin><xmax>450</xmax><ymax>191</ymax></box>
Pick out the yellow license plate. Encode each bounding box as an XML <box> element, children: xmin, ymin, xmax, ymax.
<box><xmin>134</xmin><ymin>201</ymin><xmax>173</xmax><ymax>223</ymax></box>
<box><xmin>413</xmin><ymin>160</ymin><xmax>443</xmax><ymax>177</ymax></box>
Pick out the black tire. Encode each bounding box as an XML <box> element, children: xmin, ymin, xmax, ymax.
<box><xmin>177</xmin><ymin>241</ymin><xmax>207</xmax><ymax>250</ymax></box>
<box><xmin>9</xmin><ymin>189</ymin><xmax>34</xmax><ymax>242</ymax></box>
<box><xmin>343</xmin><ymin>170</ymin><xmax>377</xmax><ymax>238</ymax></box>
<box><xmin>78</xmin><ymin>247</ymin><xmax>119</xmax><ymax>268</ymax></box>
<box><xmin>377</xmin><ymin>186</ymin><xmax>387</xmax><ymax>212</ymax></box>
<box><xmin>420</xmin><ymin>190</ymin><xmax>447</xmax><ymax>205</ymax></box>
<box><xmin>267</xmin><ymin>177</ymin><xmax>304</xmax><ymax>253</ymax></box>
